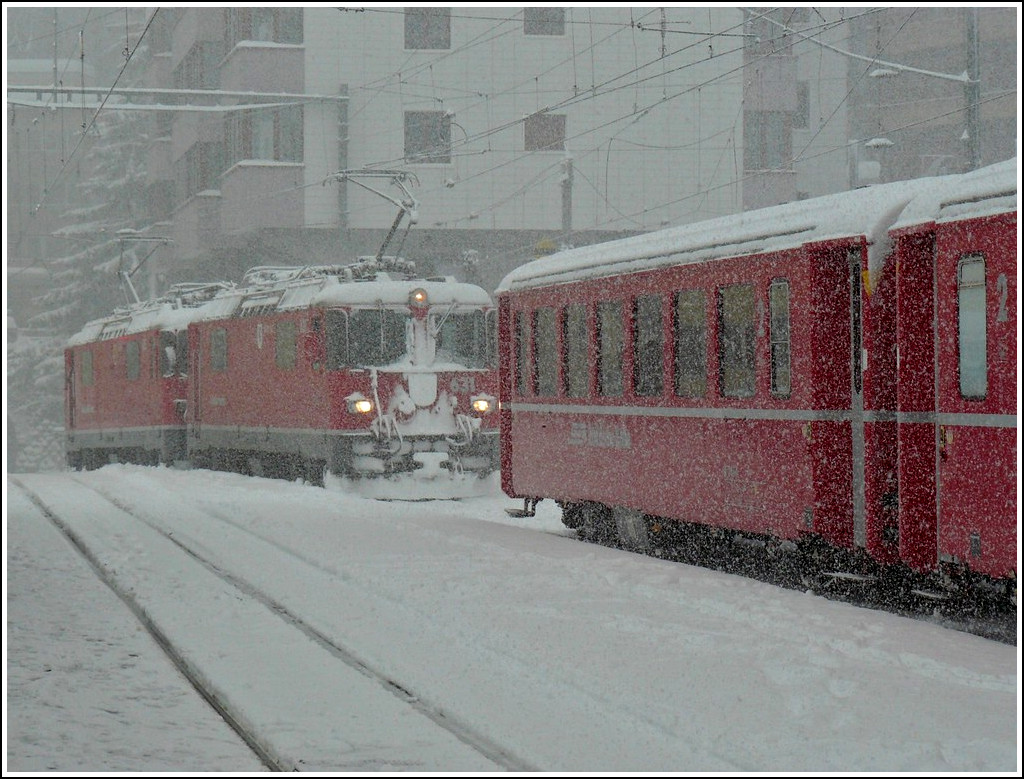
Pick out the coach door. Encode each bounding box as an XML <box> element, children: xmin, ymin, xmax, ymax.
<box><xmin>933</xmin><ymin>216</ymin><xmax>1017</xmax><ymax>579</ymax></box>
<box><xmin>849</xmin><ymin>248</ymin><xmax>867</xmax><ymax>550</ymax></box>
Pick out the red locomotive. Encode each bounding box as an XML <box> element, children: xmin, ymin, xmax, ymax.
<box><xmin>497</xmin><ymin>159</ymin><xmax>1016</xmax><ymax>604</ymax></box>
<box><xmin>64</xmin><ymin>258</ymin><xmax>500</xmax><ymax>498</ymax></box>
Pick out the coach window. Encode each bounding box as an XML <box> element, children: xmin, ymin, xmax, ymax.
<box><xmin>81</xmin><ymin>350</ymin><xmax>94</xmax><ymax>386</ymax></box>
<box><xmin>514</xmin><ymin>310</ymin><xmax>531</xmax><ymax>396</ymax></box>
<box><xmin>276</xmin><ymin>321</ymin><xmax>297</xmax><ymax>370</ymax></box>
<box><xmin>126</xmin><ymin>340</ymin><xmax>141</xmax><ymax>381</ymax></box>
<box><xmin>211</xmin><ymin>328</ymin><xmax>228</xmax><ymax>372</ymax></box>
<box><xmin>597</xmin><ymin>301</ymin><xmax>624</xmax><ymax>397</ymax></box>
<box><xmin>562</xmin><ymin>303</ymin><xmax>588</xmax><ymax>397</ymax></box>
<box><xmin>633</xmin><ymin>294</ymin><xmax>664</xmax><ymax>397</ymax></box>
<box><xmin>532</xmin><ymin>307</ymin><xmax>558</xmax><ymax>396</ymax></box>
<box><xmin>718</xmin><ymin>284</ymin><xmax>756</xmax><ymax>398</ymax></box>
<box><xmin>958</xmin><ymin>256</ymin><xmax>987</xmax><ymax>398</ymax></box>
<box><xmin>769</xmin><ymin>280</ymin><xmax>791</xmax><ymax>397</ymax></box>
<box><xmin>674</xmin><ymin>289</ymin><xmax>707</xmax><ymax>398</ymax></box>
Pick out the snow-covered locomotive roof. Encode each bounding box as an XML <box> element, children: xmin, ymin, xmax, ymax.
<box><xmin>496</xmin><ymin>159</ymin><xmax>1018</xmax><ymax>294</ymax></box>
<box><xmin>66</xmin><ymin>282</ymin><xmax>233</xmax><ymax>347</ymax></box>
<box><xmin>192</xmin><ymin>260</ymin><xmax>494</xmax><ymax>322</ymax></box>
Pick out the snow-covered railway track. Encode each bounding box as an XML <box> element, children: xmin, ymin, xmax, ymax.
<box><xmin>10</xmin><ymin>475</ymin><xmax>532</xmax><ymax>772</ymax></box>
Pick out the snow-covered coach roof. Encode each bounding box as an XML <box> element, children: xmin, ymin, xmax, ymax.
<box><xmin>496</xmin><ymin>166</ymin><xmax>1011</xmax><ymax>294</ymax></box>
<box><xmin>890</xmin><ymin>158</ymin><xmax>1017</xmax><ymax>232</ymax></box>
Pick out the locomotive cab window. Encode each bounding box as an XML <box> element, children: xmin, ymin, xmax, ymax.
<box><xmin>532</xmin><ymin>307</ymin><xmax>558</xmax><ymax>396</ymax></box>
<box><xmin>769</xmin><ymin>280</ymin><xmax>791</xmax><ymax>397</ymax></box>
<box><xmin>325</xmin><ymin>310</ymin><xmax>349</xmax><ymax>369</ymax></box>
<box><xmin>436</xmin><ymin>310</ymin><xmax>488</xmax><ymax>368</ymax></box>
<box><xmin>633</xmin><ymin>294</ymin><xmax>664</xmax><ymax>397</ymax></box>
<box><xmin>349</xmin><ymin>308</ymin><xmax>408</xmax><ymax>366</ymax></box>
<box><xmin>159</xmin><ymin>331</ymin><xmax>178</xmax><ymax>377</ymax></box>
<box><xmin>597</xmin><ymin>301</ymin><xmax>624</xmax><ymax>397</ymax></box>
<box><xmin>562</xmin><ymin>303</ymin><xmax>589</xmax><ymax>397</ymax></box>
<box><xmin>958</xmin><ymin>255</ymin><xmax>987</xmax><ymax>399</ymax></box>
<box><xmin>718</xmin><ymin>284</ymin><xmax>755</xmax><ymax>398</ymax></box>
<box><xmin>486</xmin><ymin>309</ymin><xmax>498</xmax><ymax>368</ymax></box>
<box><xmin>674</xmin><ymin>289</ymin><xmax>707</xmax><ymax>398</ymax></box>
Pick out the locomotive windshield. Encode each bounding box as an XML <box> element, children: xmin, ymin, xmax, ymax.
<box><xmin>434</xmin><ymin>309</ymin><xmax>496</xmax><ymax>368</ymax></box>
<box><xmin>325</xmin><ymin>308</ymin><xmax>409</xmax><ymax>368</ymax></box>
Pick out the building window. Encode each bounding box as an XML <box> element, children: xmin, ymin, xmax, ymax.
<box><xmin>597</xmin><ymin>301</ymin><xmax>623</xmax><ymax>397</ymax></box>
<box><xmin>226</xmin><ymin>8</ymin><xmax>303</xmax><ymax>49</ymax></box>
<box><xmin>562</xmin><ymin>303</ymin><xmax>588</xmax><ymax>397</ymax></box>
<box><xmin>177</xmin><ymin>142</ymin><xmax>223</xmax><ymax>201</ymax></box>
<box><xmin>276</xmin><ymin>321</ymin><xmax>297</xmax><ymax>370</ymax></box>
<box><xmin>211</xmin><ymin>328</ymin><xmax>228</xmax><ymax>372</ymax></box>
<box><xmin>718</xmin><ymin>284</ymin><xmax>756</xmax><ymax>398</ymax></box>
<box><xmin>525</xmin><ymin>113</ymin><xmax>566</xmax><ymax>151</ymax></box>
<box><xmin>958</xmin><ymin>256</ymin><xmax>987</xmax><ymax>398</ymax></box>
<box><xmin>405</xmin><ymin>7</ymin><xmax>450</xmax><ymax>50</ymax></box>
<box><xmin>173</xmin><ymin>41</ymin><xmax>221</xmax><ymax>90</ymax></box>
<box><xmin>633</xmin><ymin>294</ymin><xmax>663</xmax><ymax>397</ymax></box>
<box><xmin>769</xmin><ymin>280</ymin><xmax>791</xmax><ymax>397</ymax></box>
<box><xmin>794</xmin><ymin>81</ymin><xmax>810</xmax><ymax>130</ymax></box>
<box><xmin>532</xmin><ymin>307</ymin><xmax>558</xmax><ymax>396</ymax></box>
<box><xmin>524</xmin><ymin>8</ymin><xmax>565</xmax><ymax>36</ymax></box>
<box><xmin>674</xmin><ymin>289</ymin><xmax>707</xmax><ymax>398</ymax></box>
<box><xmin>744</xmin><ymin>110</ymin><xmax>791</xmax><ymax>171</ymax></box>
<box><xmin>226</xmin><ymin>106</ymin><xmax>304</xmax><ymax>166</ymax></box>
<box><xmin>405</xmin><ymin>111</ymin><xmax>451</xmax><ymax>164</ymax></box>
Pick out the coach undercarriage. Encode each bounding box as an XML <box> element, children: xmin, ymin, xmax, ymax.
<box><xmin>554</xmin><ymin>499</ymin><xmax>1017</xmax><ymax>620</ymax></box>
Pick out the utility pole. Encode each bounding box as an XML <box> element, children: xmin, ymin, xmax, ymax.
<box><xmin>964</xmin><ymin>8</ymin><xmax>981</xmax><ymax>171</ymax></box>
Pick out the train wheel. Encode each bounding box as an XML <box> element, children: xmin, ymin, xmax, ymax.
<box><xmin>578</xmin><ymin>502</ymin><xmax>615</xmax><ymax>545</ymax></box>
<box><xmin>613</xmin><ymin>507</ymin><xmax>651</xmax><ymax>553</ymax></box>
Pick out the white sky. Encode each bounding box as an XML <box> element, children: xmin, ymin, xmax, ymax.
<box><xmin>6</xmin><ymin>465</ymin><xmax>1019</xmax><ymax>773</ymax></box>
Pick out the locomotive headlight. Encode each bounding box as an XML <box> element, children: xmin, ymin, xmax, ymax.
<box><xmin>346</xmin><ymin>392</ymin><xmax>374</xmax><ymax>414</ymax></box>
<box><xmin>470</xmin><ymin>393</ymin><xmax>496</xmax><ymax>414</ymax></box>
<box><xmin>409</xmin><ymin>288</ymin><xmax>428</xmax><ymax>308</ymax></box>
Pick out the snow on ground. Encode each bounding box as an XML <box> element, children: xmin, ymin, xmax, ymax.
<box><xmin>5</xmin><ymin>465</ymin><xmax>1020</xmax><ymax>773</ymax></box>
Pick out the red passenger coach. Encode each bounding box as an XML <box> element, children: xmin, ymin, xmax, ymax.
<box><xmin>185</xmin><ymin>259</ymin><xmax>500</xmax><ymax>496</ymax></box>
<box><xmin>497</xmin><ymin>160</ymin><xmax>1016</xmax><ymax>602</ymax></box>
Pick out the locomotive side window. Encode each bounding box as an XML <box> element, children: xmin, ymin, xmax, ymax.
<box><xmin>211</xmin><ymin>328</ymin><xmax>228</xmax><ymax>372</ymax></box>
<box><xmin>276</xmin><ymin>321</ymin><xmax>297</xmax><ymax>370</ymax></box>
<box><xmin>126</xmin><ymin>340</ymin><xmax>141</xmax><ymax>381</ymax></box>
<box><xmin>349</xmin><ymin>309</ymin><xmax>407</xmax><ymax>366</ymax></box>
<box><xmin>769</xmin><ymin>280</ymin><xmax>791</xmax><ymax>397</ymax></box>
<box><xmin>633</xmin><ymin>294</ymin><xmax>664</xmax><ymax>396</ymax></box>
<box><xmin>436</xmin><ymin>311</ymin><xmax>488</xmax><ymax>368</ymax></box>
<box><xmin>958</xmin><ymin>255</ymin><xmax>987</xmax><ymax>399</ymax></box>
<box><xmin>562</xmin><ymin>303</ymin><xmax>589</xmax><ymax>398</ymax></box>
<box><xmin>718</xmin><ymin>284</ymin><xmax>756</xmax><ymax>398</ymax></box>
<box><xmin>176</xmin><ymin>331</ymin><xmax>190</xmax><ymax>376</ymax></box>
<box><xmin>532</xmin><ymin>307</ymin><xmax>558</xmax><ymax>396</ymax></box>
<box><xmin>159</xmin><ymin>331</ymin><xmax>177</xmax><ymax>377</ymax></box>
<box><xmin>597</xmin><ymin>301</ymin><xmax>624</xmax><ymax>397</ymax></box>
<box><xmin>514</xmin><ymin>310</ymin><xmax>531</xmax><ymax>396</ymax></box>
<box><xmin>326</xmin><ymin>310</ymin><xmax>349</xmax><ymax>369</ymax></box>
<box><xmin>674</xmin><ymin>289</ymin><xmax>707</xmax><ymax>398</ymax></box>
<box><xmin>81</xmin><ymin>350</ymin><xmax>94</xmax><ymax>386</ymax></box>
